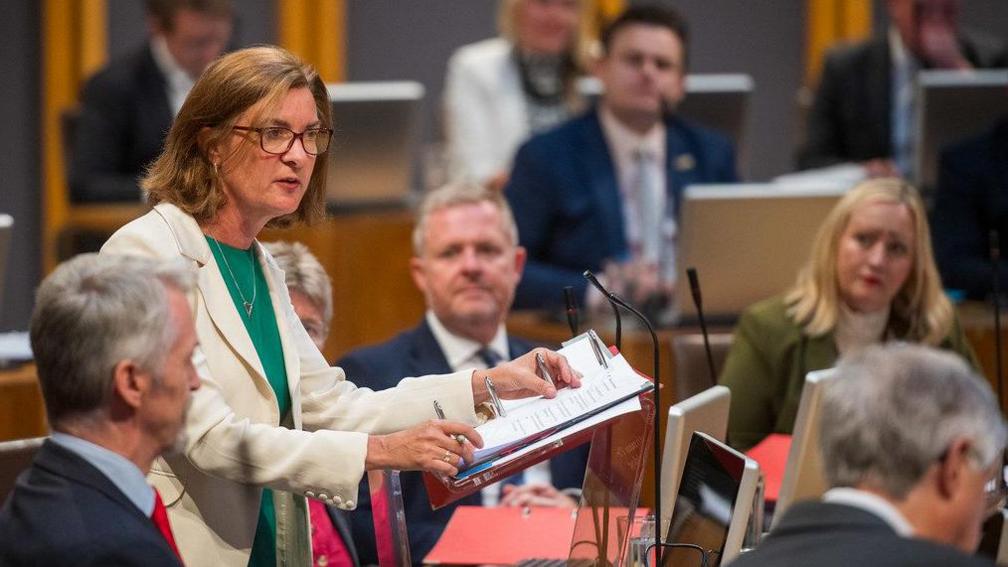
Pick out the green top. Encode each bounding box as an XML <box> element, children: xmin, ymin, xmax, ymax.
<box><xmin>718</xmin><ymin>295</ymin><xmax>979</xmax><ymax>452</ymax></box>
<box><xmin>205</xmin><ymin>236</ymin><xmax>290</xmax><ymax>567</ymax></box>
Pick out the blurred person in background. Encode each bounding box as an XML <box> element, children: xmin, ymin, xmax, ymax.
<box><xmin>719</xmin><ymin>178</ymin><xmax>976</xmax><ymax>451</ymax></box>
<box><xmin>797</xmin><ymin>0</ymin><xmax>1007</xmax><ymax>178</ymax></box>
<box><xmin>443</xmin><ymin>0</ymin><xmax>592</xmax><ymax>189</ymax></box>
<box><xmin>71</xmin><ymin>0</ymin><xmax>233</xmax><ymax>203</ymax></box>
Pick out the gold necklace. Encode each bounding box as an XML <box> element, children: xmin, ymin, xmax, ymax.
<box><xmin>210</xmin><ymin>236</ymin><xmax>257</xmax><ymax>317</ymax></box>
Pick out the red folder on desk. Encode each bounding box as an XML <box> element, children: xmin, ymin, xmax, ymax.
<box><xmin>423</xmin><ymin>506</ymin><xmax>577</xmax><ymax>565</ymax></box>
<box><xmin>745</xmin><ymin>433</ymin><xmax>792</xmax><ymax>502</ymax></box>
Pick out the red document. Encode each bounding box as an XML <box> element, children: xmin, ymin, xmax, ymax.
<box><xmin>423</xmin><ymin>505</ymin><xmax>577</xmax><ymax>565</ymax></box>
<box><xmin>745</xmin><ymin>433</ymin><xmax>793</xmax><ymax>502</ymax></box>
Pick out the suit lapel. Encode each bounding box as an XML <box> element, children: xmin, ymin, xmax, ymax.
<box><xmin>579</xmin><ymin>110</ymin><xmax>628</xmax><ymax>260</ymax></box>
<box><xmin>409</xmin><ymin>321</ymin><xmax>454</xmax><ymax>377</ymax></box>
<box><xmin>35</xmin><ymin>441</ymin><xmax>152</xmax><ymax>525</ymax></box>
<box><xmin>664</xmin><ymin>116</ymin><xmax>701</xmax><ymax>218</ymax></box>
<box><xmin>867</xmin><ymin>38</ymin><xmax>892</xmax><ymax>154</ymax></box>
<box><xmin>155</xmin><ymin>205</ymin><xmax>267</xmax><ymax>382</ymax></box>
<box><xmin>260</xmin><ymin>245</ymin><xmax>301</xmax><ymax>426</ymax></box>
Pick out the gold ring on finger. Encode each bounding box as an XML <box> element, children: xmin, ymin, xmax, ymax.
<box><xmin>442</xmin><ymin>450</ymin><xmax>453</xmax><ymax>463</ymax></box>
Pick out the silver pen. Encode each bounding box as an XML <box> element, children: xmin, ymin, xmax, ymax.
<box><xmin>433</xmin><ymin>400</ymin><xmax>466</xmax><ymax>446</ymax></box>
<box><xmin>535</xmin><ymin>352</ymin><xmax>556</xmax><ymax>388</ymax></box>
<box><xmin>588</xmin><ymin>329</ymin><xmax>609</xmax><ymax>369</ymax></box>
<box><xmin>484</xmin><ymin>376</ymin><xmax>507</xmax><ymax>417</ymax></box>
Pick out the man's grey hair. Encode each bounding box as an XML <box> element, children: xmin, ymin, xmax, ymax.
<box><xmin>819</xmin><ymin>343</ymin><xmax>1007</xmax><ymax>499</ymax></box>
<box><xmin>412</xmin><ymin>183</ymin><xmax>519</xmax><ymax>256</ymax></box>
<box><xmin>30</xmin><ymin>253</ymin><xmax>196</xmax><ymax>427</ymax></box>
<box><xmin>263</xmin><ymin>241</ymin><xmax>333</xmax><ymax>329</ymax></box>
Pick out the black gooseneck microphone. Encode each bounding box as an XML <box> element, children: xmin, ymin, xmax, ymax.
<box><xmin>686</xmin><ymin>268</ymin><xmax>718</xmax><ymax>386</ymax></box>
<box><xmin>583</xmin><ymin>269</ymin><xmax>662</xmax><ymax>565</ymax></box>
<box><xmin>991</xmin><ymin>230</ymin><xmax>1003</xmax><ymax>407</ymax></box>
<box><xmin>563</xmin><ymin>286</ymin><xmax>579</xmax><ymax>337</ymax></box>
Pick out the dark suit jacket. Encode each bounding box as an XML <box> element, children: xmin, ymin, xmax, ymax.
<box><xmin>70</xmin><ymin>42</ymin><xmax>173</xmax><ymax>203</ymax></box>
<box><xmin>932</xmin><ymin>118</ymin><xmax>1008</xmax><ymax>300</ymax></box>
<box><xmin>337</xmin><ymin>320</ymin><xmax>590</xmax><ymax>566</ymax></box>
<box><xmin>0</xmin><ymin>440</ymin><xmax>182</xmax><ymax>566</ymax></box>
<box><xmin>728</xmin><ymin>501</ymin><xmax>993</xmax><ymax>567</ymax></box>
<box><xmin>504</xmin><ymin>107</ymin><xmax>737</xmax><ymax>310</ymax></box>
<box><xmin>797</xmin><ymin>33</ymin><xmax>1008</xmax><ymax>170</ymax></box>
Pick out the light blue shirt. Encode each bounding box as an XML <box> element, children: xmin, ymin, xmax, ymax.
<box><xmin>50</xmin><ymin>432</ymin><xmax>155</xmax><ymax>516</ymax></box>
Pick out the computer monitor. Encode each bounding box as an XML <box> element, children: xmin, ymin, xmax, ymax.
<box><xmin>578</xmin><ymin>73</ymin><xmax>752</xmax><ymax>155</ymax></box>
<box><xmin>914</xmin><ymin>69</ymin><xmax>1008</xmax><ymax>197</ymax></box>
<box><xmin>661</xmin><ymin>431</ymin><xmax>760</xmax><ymax>566</ymax></box>
<box><xmin>659</xmin><ymin>385</ymin><xmax>731</xmax><ymax>536</ymax></box>
<box><xmin>0</xmin><ymin>214</ymin><xmax>11</xmax><ymax>318</ymax></box>
<box><xmin>771</xmin><ymin>368</ymin><xmax>838</xmax><ymax>528</ymax></box>
<box><xmin>324</xmin><ymin>81</ymin><xmax>425</xmax><ymax>208</ymax></box>
<box><xmin>675</xmin><ymin>183</ymin><xmax>846</xmax><ymax>322</ymax></box>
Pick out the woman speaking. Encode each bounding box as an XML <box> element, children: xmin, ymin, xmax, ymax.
<box><xmin>102</xmin><ymin>46</ymin><xmax>578</xmax><ymax>567</ymax></box>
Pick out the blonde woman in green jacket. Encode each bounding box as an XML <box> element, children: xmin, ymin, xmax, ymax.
<box><xmin>719</xmin><ymin>178</ymin><xmax>978</xmax><ymax>451</ymax></box>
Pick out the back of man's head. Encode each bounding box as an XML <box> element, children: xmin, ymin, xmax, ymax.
<box><xmin>820</xmin><ymin>343</ymin><xmax>1005</xmax><ymax>499</ymax></box>
<box><xmin>30</xmin><ymin>253</ymin><xmax>195</xmax><ymax>429</ymax></box>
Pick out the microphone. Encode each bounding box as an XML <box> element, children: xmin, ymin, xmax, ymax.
<box><xmin>583</xmin><ymin>271</ymin><xmax>622</xmax><ymax>349</ymax></box>
<box><xmin>583</xmin><ymin>269</ymin><xmax>662</xmax><ymax>564</ymax></box>
<box><xmin>686</xmin><ymin>268</ymin><xmax>718</xmax><ymax>386</ymax></box>
<box><xmin>563</xmin><ymin>286</ymin><xmax>579</xmax><ymax>337</ymax></box>
<box><xmin>991</xmin><ymin>230</ymin><xmax>1003</xmax><ymax>406</ymax></box>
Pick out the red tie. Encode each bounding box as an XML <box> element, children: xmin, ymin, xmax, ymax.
<box><xmin>151</xmin><ymin>488</ymin><xmax>183</xmax><ymax>564</ymax></box>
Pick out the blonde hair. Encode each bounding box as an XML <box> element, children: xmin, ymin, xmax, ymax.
<box><xmin>497</xmin><ymin>0</ymin><xmax>593</xmax><ymax>101</ymax></box>
<box><xmin>143</xmin><ymin>45</ymin><xmax>331</xmax><ymax>228</ymax></box>
<box><xmin>786</xmin><ymin>178</ymin><xmax>953</xmax><ymax>345</ymax></box>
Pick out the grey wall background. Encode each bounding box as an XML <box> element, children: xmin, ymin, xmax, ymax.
<box><xmin>3</xmin><ymin>1</ymin><xmax>1007</xmax><ymax>331</ymax></box>
<box><xmin>0</xmin><ymin>2</ymin><xmax>40</xmax><ymax>332</ymax></box>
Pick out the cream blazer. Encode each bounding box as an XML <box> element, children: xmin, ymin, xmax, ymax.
<box><xmin>101</xmin><ymin>203</ymin><xmax>478</xmax><ymax>567</ymax></box>
<box><xmin>443</xmin><ymin>37</ymin><xmax>530</xmax><ymax>184</ymax></box>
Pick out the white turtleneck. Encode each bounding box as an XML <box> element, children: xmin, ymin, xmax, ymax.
<box><xmin>834</xmin><ymin>303</ymin><xmax>890</xmax><ymax>354</ymax></box>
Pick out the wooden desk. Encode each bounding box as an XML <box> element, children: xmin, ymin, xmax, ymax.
<box><xmin>0</xmin><ymin>364</ymin><xmax>47</xmax><ymax>441</ymax></box>
<box><xmin>958</xmin><ymin>301</ymin><xmax>1008</xmax><ymax>411</ymax></box>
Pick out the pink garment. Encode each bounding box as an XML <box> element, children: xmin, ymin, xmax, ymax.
<box><xmin>308</xmin><ymin>498</ymin><xmax>353</xmax><ymax>567</ymax></box>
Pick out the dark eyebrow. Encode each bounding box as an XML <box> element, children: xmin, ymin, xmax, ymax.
<box><xmin>266</xmin><ymin>118</ymin><xmax>323</xmax><ymax>128</ymax></box>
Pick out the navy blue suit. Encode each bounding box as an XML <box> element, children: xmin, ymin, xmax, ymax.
<box><xmin>932</xmin><ymin>118</ymin><xmax>1008</xmax><ymax>300</ymax></box>
<box><xmin>337</xmin><ymin>320</ymin><xmax>590</xmax><ymax>566</ymax></box>
<box><xmin>70</xmin><ymin>43</ymin><xmax>173</xmax><ymax>203</ymax></box>
<box><xmin>0</xmin><ymin>440</ymin><xmax>182</xmax><ymax>566</ymax></box>
<box><xmin>504</xmin><ymin>107</ymin><xmax>738</xmax><ymax>310</ymax></box>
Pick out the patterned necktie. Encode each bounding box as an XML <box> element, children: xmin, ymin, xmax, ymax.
<box><xmin>477</xmin><ymin>347</ymin><xmax>503</xmax><ymax>368</ymax></box>
<box><xmin>632</xmin><ymin>148</ymin><xmax>665</xmax><ymax>264</ymax></box>
<box><xmin>151</xmin><ymin>488</ymin><xmax>183</xmax><ymax>563</ymax></box>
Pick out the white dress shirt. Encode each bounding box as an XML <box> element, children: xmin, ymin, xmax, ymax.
<box><xmin>150</xmin><ymin>35</ymin><xmax>196</xmax><ymax>116</ymax></box>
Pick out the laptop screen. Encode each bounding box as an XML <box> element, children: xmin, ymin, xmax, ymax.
<box><xmin>662</xmin><ymin>431</ymin><xmax>747</xmax><ymax>566</ymax></box>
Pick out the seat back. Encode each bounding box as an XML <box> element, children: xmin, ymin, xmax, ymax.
<box><xmin>671</xmin><ymin>332</ymin><xmax>734</xmax><ymax>401</ymax></box>
<box><xmin>0</xmin><ymin>436</ymin><xmax>45</xmax><ymax>503</ymax></box>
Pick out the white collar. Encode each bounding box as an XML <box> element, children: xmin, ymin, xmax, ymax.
<box><xmin>823</xmin><ymin>487</ymin><xmax>915</xmax><ymax>537</ymax></box>
<box><xmin>599</xmin><ymin>105</ymin><xmax>665</xmax><ymax>166</ymax></box>
<box><xmin>425</xmin><ymin>310</ymin><xmax>509</xmax><ymax>371</ymax></box>
<box><xmin>888</xmin><ymin>26</ymin><xmax>914</xmax><ymax>70</ymax></box>
<box><xmin>150</xmin><ymin>35</ymin><xmax>196</xmax><ymax>114</ymax></box>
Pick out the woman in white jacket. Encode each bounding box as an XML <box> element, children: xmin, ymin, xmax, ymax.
<box><xmin>443</xmin><ymin>0</ymin><xmax>592</xmax><ymax>188</ymax></box>
<box><xmin>101</xmin><ymin>45</ymin><xmax>579</xmax><ymax>567</ymax></box>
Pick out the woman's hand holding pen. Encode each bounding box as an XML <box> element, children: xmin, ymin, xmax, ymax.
<box><xmin>471</xmin><ymin>347</ymin><xmax>582</xmax><ymax>404</ymax></box>
<box><xmin>364</xmin><ymin>420</ymin><xmax>483</xmax><ymax>476</ymax></box>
